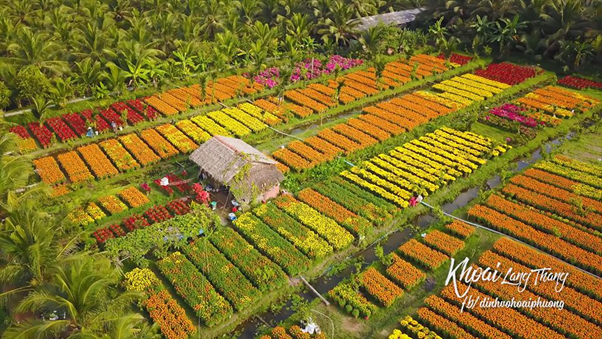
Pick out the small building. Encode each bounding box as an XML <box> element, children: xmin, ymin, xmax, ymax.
<box><xmin>189</xmin><ymin>136</ymin><xmax>284</xmax><ymax>205</ymax></box>
<box><xmin>354</xmin><ymin>8</ymin><xmax>423</xmax><ymax>31</ymax></box>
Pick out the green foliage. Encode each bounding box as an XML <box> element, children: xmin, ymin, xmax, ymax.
<box><xmin>422</xmin><ymin>0</ymin><xmax>601</xmax><ymax>68</ymax></box>
<box><xmin>105</xmin><ymin>203</ymin><xmax>219</xmax><ymax>264</ymax></box>
<box><xmin>15</xmin><ymin>66</ymin><xmax>52</xmax><ymax>103</ymax></box>
<box><xmin>0</xmin><ymin>81</ymin><xmax>11</xmax><ymax>110</ymax></box>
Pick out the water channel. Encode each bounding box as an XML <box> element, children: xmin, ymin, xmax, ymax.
<box><xmin>234</xmin><ymin>132</ymin><xmax>574</xmax><ymax>338</ymax></box>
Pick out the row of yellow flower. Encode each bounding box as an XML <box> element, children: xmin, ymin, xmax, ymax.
<box><xmin>338</xmin><ymin>128</ymin><xmax>507</xmax><ymax>207</ymax></box>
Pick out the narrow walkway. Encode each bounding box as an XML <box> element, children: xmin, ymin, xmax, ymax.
<box><xmin>420</xmin><ymin>200</ymin><xmax>602</xmax><ymax>280</ymax></box>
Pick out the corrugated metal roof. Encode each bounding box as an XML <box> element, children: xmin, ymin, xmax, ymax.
<box><xmin>355</xmin><ymin>8</ymin><xmax>423</xmax><ymax>31</ymax></box>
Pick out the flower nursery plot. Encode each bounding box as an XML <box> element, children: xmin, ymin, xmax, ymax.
<box><xmin>6</xmin><ymin>27</ymin><xmax>602</xmax><ymax>338</ymax></box>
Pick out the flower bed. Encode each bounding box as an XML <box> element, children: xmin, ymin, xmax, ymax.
<box><xmin>479</xmin><ymin>250</ymin><xmax>602</xmax><ymax>327</ymax></box>
<box><xmin>144</xmin><ymin>205</ymin><xmax>173</xmax><ymax>223</ymax></box>
<box><xmin>397</xmin><ymin>239</ymin><xmax>449</xmax><ymax>270</ymax></box>
<box><xmin>534</xmin><ymin>161</ymin><xmax>602</xmax><ymax>189</ymax></box>
<box><xmin>46</xmin><ymin>117</ymin><xmax>78</xmax><ymax>142</ymax></box>
<box><xmin>207</xmin><ymin>110</ymin><xmax>252</xmax><ymax>137</ymax></box>
<box><xmin>444</xmin><ymin>220</ymin><xmax>475</xmax><ymax>239</ymax></box>
<box><xmin>155</xmin><ymin>124</ymin><xmax>198</xmax><ymax>153</ymax></box>
<box><xmin>253</xmin><ymin>203</ymin><xmax>333</xmax><ymax>259</ymax></box>
<box><xmin>140</xmin><ymin>129</ymin><xmax>179</xmax><ymax>159</ymax></box>
<box><xmin>385</xmin><ymin>254</ymin><xmax>426</xmax><ymax>290</ymax></box>
<box><xmin>492</xmin><ymin>237</ymin><xmax>602</xmax><ymax>300</ymax></box>
<box><xmin>474</xmin><ymin>62</ymin><xmax>541</xmax><ymax>85</ymax></box>
<box><xmin>157</xmin><ymin>252</ymin><xmax>232</xmax><ymax>327</ymax></box>
<box><xmin>327</xmin><ymin>283</ymin><xmax>377</xmax><ymax>318</ymax></box>
<box><xmin>422</xmin><ymin>230</ymin><xmax>465</xmax><ymax>256</ymax></box>
<box><xmin>437</xmin><ymin>52</ymin><xmax>473</xmax><ymax>65</ymax></box>
<box><xmin>417</xmin><ymin>308</ymin><xmax>476</xmax><ymax>339</ymax></box>
<box><xmin>222</xmin><ymin>107</ymin><xmax>267</xmax><ymax>132</ymax></box>
<box><xmin>99</xmin><ymin>108</ymin><xmax>124</xmax><ymax>126</ymax></box>
<box><xmin>191</xmin><ymin>115</ymin><xmax>230</xmax><ymax>136</ymax></box>
<box><xmin>128</xmin><ymin>98</ymin><xmax>160</xmax><ymax>120</ymax></box>
<box><xmin>81</xmin><ymin>109</ymin><xmax>111</xmax><ymax>133</ymax></box>
<box><xmin>9</xmin><ymin>126</ymin><xmax>37</xmax><ymax>152</ymax></box>
<box><xmin>99</xmin><ymin>138</ymin><xmax>140</xmax><ymax>171</ymax></box>
<box><xmin>123</xmin><ymin>214</ymin><xmax>150</xmax><ymax>232</ymax></box>
<box><xmin>118</xmin><ymin>187</ymin><xmax>150</xmax><ymax>208</ymax></box>
<box><xmin>524</xmin><ymin>168</ymin><xmax>601</xmax><ymax>200</ymax></box>
<box><xmin>209</xmin><ymin>227</ymin><xmax>287</xmax><ymax>292</ymax></box>
<box><xmin>61</xmin><ymin>112</ymin><xmax>88</xmax><ymax>136</ymax></box>
<box><xmin>182</xmin><ymin>239</ymin><xmax>260</xmax><ymax>311</ymax></box>
<box><xmin>86</xmin><ymin>202</ymin><xmax>106</xmax><ymax>221</ymax></box>
<box><xmin>234</xmin><ymin>213</ymin><xmax>309</xmax><ymax>275</ymax></box>
<box><xmin>33</xmin><ymin>156</ymin><xmax>66</xmax><ymax>184</ymax></box>
<box><xmin>468</xmin><ymin>204</ymin><xmax>602</xmax><ymax>273</ymax></box>
<box><xmin>297</xmin><ymin>188</ymin><xmax>371</xmax><ymax>237</ymax></box>
<box><xmin>111</xmin><ymin>101</ymin><xmax>145</xmax><ymax>125</ymax></box>
<box><xmin>175</xmin><ymin>119</ymin><xmax>211</xmax><ymax>144</ymax></box>
<box><xmin>98</xmin><ymin>195</ymin><xmax>128</xmax><ymax>215</ymax></box>
<box><xmin>441</xmin><ymin>282</ymin><xmax>563</xmax><ymax>339</ymax></box>
<box><xmin>119</xmin><ymin>133</ymin><xmax>161</xmax><ymax>165</ymax></box>
<box><xmin>360</xmin><ymin>267</ymin><xmax>404</xmax><ymax>307</ymax></box>
<box><xmin>57</xmin><ymin>151</ymin><xmax>93</xmax><ymax>183</ymax></box>
<box><xmin>558</xmin><ymin>75</ymin><xmax>602</xmax><ymax>90</ymax></box>
<box><xmin>509</xmin><ymin>174</ymin><xmax>602</xmax><ymax>214</ymax></box>
<box><xmin>28</xmin><ymin>122</ymin><xmax>54</xmax><ymax>148</ymax></box>
<box><xmin>144</xmin><ymin>288</ymin><xmax>197</xmax><ymax>339</ymax></box>
<box><xmin>77</xmin><ymin>144</ymin><xmax>119</xmax><ymax>179</ymax></box>
<box><xmin>92</xmin><ymin>227</ymin><xmax>114</xmax><ymax>244</ymax></box>
<box><xmin>274</xmin><ymin>195</ymin><xmax>354</xmax><ymax>250</ymax></box>
<box><xmin>398</xmin><ymin>315</ymin><xmax>442</xmax><ymax>339</ymax></box>
<box><xmin>424</xmin><ymin>295</ymin><xmax>511</xmax><ymax>339</ymax></box>
<box><xmin>144</xmin><ymin>95</ymin><xmax>180</xmax><ymax>115</ymax></box>
<box><xmin>312</xmin><ymin>178</ymin><xmax>395</xmax><ymax>224</ymax></box>
<box><xmin>166</xmin><ymin>200</ymin><xmax>191</xmax><ymax>216</ymax></box>
<box><xmin>502</xmin><ymin>184</ymin><xmax>602</xmax><ymax>230</ymax></box>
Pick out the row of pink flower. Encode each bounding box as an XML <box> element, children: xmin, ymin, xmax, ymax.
<box><xmin>488</xmin><ymin>103</ymin><xmax>542</xmax><ymax>127</ymax></box>
<box><xmin>558</xmin><ymin>76</ymin><xmax>602</xmax><ymax>90</ymax></box>
<box><xmin>253</xmin><ymin>55</ymin><xmax>364</xmax><ymax>88</ymax></box>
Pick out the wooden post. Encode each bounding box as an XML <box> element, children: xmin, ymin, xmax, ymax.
<box><xmin>299</xmin><ymin>276</ymin><xmax>329</xmax><ymax>306</ymax></box>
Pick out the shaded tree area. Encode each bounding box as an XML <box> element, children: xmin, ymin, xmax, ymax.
<box><xmin>0</xmin><ymin>0</ymin><xmax>418</xmax><ymax>111</ymax></box>
<box><xmin>419</xmin><ymin>0</ymin><xmax>602</xmax><ymax>72</ymax></box>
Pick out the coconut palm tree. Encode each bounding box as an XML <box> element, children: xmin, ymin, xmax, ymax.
<box><xmin>359</xmin><ymin>25</ymin><xmax>385</xmax><ymax>60</ymax></box>
<box><xmin>316</xmin><ymin>0</ymin><xmax>359</xmax><ymax>49</ymax></box>
<box><xmin>6</xmin><ymin>27</ymin><xmax>68</xmax><ymax>76</ymax></box>
<box><xmin>0</xmin><ymin>131</ymin><xmax>35</xmax><ymax>210</ymax></box>
<box><xmin>3</xmin><ymin>255</ymin><xmax>144</xmax><ymax>339</ymax></box>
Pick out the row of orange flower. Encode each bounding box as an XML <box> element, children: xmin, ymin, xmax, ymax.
<box><xmin>485</xmin><ymin>194</ymin><xmax>602</xmax><ymax>253</ymax></box>
<box><xmin>479</xmin><ymin>250</ymin><xmax>602</xmax><ymax>326</ymax></box>
<box><xmin>468</xmin><ymin>204</ymin><xmax>602</xmax><ymax>274</ymax></box>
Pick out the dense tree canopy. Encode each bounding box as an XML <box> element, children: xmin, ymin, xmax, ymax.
<box><xmin>0</xmin><ymin>0</ymin><xmax>416</xmax><ymax>109</ymax></box>
<box><xmin>421</xmin><ymin>0</ymin><xmax>602</xmax><ymax>69</ymax></box>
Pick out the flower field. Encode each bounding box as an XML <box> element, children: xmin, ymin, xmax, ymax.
<box><xmin>15</xmin><ymin>47</ymin><xmax>602</xmax><ymax>339</ymax></box>
<box><xmin>124</xmin><ymin>268</ymin><xmax>197</xmax><ymax>339</ymax></box>
<box><xmin>157</xmin><ymin>252</ymin><xmax>233</xmax><ymax>326</ymax></box>
<box><xmin>328</xmin><ymin>221</ymin><xmax>475</xmax><ymax>318</ymax></box>
<box><xmin>468</xmin><ymin>155</ymin><xmax>602</xmax><ymax>274</ymax></box>
<box><xmin>209</xmin><ymin>227</ymin><xmax>287</xmax><ymax>292</ymax></box>
<box><xmin>273</xmin><ymin>69</ymin><xmax>514</xmax><ymax>171</ymax></box>
<box><xmin>335</xmin><ymin>127</ymin><xmax>507</xmax><ymax>208</ymax></box>
<box><xmin>558</xmin><ymin>75</ymin><xmax>602</xmax><ymax>90</ymax></box>
<box><xmin>273</xmin><ymin>195</ymin><xmax>354</xmax><ymax>250</ymax></box>
<box><xmin>182</xmin><ymin>239</ymin><xmax>260</xmax><ymax>311</ymax></box>
<box><xmin>253</xmin><ymin>202</ymin><xmax>334</xmax><ymax>259</ymax></box>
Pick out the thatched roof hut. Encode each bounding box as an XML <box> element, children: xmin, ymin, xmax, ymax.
<box><xmin>189</xmin><ymin>136</ymin><xmax>284</xmax><ymax>203</ymax></box>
